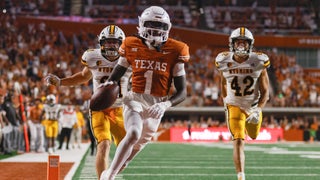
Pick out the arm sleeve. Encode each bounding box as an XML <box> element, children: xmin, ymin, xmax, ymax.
<box><xmin>173</xmin><ymin>62</ymin><xmax>186</xmax><ymax>77</ymax></box>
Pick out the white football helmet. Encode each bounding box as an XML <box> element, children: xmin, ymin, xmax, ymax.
<box><xmin>98</xmin><ymin>25</ymin><xmax>125</xmax><ymax>61</ymax></box>
<box><xmin>138</xmin><ymin>6</ymin><xmax>171</xmax><ymax>47</ymax></box>
<box><xmin>46</xmin><ymin>94</ymin><xmax>56</xmax><ymax>104</ymax></box>
<box><xmin>229</xmin><ymin>27</ymin><xmax>254</xmax><ymax>57</ymax></box>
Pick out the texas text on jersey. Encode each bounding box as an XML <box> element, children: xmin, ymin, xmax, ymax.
<box><xmin>118</xmin><ymin>36</ymin><xmax>189</xmax><ymax>97</ymax></box>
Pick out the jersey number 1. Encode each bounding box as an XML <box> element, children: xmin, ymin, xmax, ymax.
<box><xmin>144</xmin><ymin>70</ymin><xmax>153</xmax><ymax>94</ymax></box>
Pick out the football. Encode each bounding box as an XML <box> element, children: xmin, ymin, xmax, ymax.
<box><xmin>90</xmin><ymin>83</ymin><xmax>119</xmax><ymax>111</ymax></box>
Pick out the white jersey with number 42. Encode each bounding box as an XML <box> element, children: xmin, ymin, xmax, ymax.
<box><xmin>215</xmin><ymin>51</ymin><xmax>270</xmax><ymax>111</ymax></box>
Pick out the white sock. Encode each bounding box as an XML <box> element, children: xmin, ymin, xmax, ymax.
<box><xmin>237</xmin><ymin>172</ymin><xmax>245</xmax><ymax>180</ymax></box>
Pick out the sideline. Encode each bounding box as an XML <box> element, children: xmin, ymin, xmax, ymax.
<box><xmin>0</xmin><ymin>143</ymin><xmax>90</xmax><ymax>179</ymax></box>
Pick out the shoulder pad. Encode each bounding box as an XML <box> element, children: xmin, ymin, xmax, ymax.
<box><xmin>215</xmin><ymin>51</ymin><xmax>231</xmax><ymax>68</ymax></box>
<box><xmin>81</xmin><ymin>49</ymin><xmax>100</xmax><ymax>67</ymax></box>
<box><xmin>253</xmin><ymin>52</ymin><xmax>270</xmax><ymax>68</ymax></box>
<box><xmin>215</xmin><ymin>51</ymin><xmax>231</xmax><ymax>63</ymax></box>
<box><xmin>119</xmin><ymin>37</ymin><xmax>136</xmax><ymax>56</ymax></box>
<box><xmin>254</xmin><ymin>52</ymin><xmax>269</xmax><ymax>61</ymax></box>
<box><xmin>81</xmin><ymin>49</ymin><xmax>98</xmax><ymax>66</ymax></box>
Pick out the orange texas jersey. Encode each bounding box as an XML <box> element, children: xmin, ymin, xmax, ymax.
<box><xmin>119</xmin><ymin>37</ymin><xmax>190</xmax><ymax>97</ymax></box>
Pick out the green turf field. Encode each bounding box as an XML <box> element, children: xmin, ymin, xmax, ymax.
<box><xmin>75</xmin><ymin>142</ymin><xmax>320</xmax><ymax>180</ymax></box>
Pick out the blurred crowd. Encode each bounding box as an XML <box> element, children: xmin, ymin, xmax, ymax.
<box><xmin>1</xmin><ymin>0</ymin><xmax>318</xmax><ymax>35</ymax></box>
<box><xmin>0</xmin><ymin>13</ymin><xmax>96</xmax><ymax>155</ymax></box>
<box><xmin>85</xmin><ymin>0</ymin><xmax>318</xmax><ymax>35</ymax></box>
<box><xmin>1</xmin><ymin>1</ymin><xmax>320</xmax><ymax>154</ymax></box>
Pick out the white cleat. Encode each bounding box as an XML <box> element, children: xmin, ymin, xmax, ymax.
<box><xmin>237</xmin><ymin>172</ymin><xmax>245</xmax><ymax>180</ymax></box>
<box><xmin>48</xmin><ymin>148</ymin><xmax>53</xmax><ymax>154</ymax></box>
<box><xmin>100</xmin><ymin>170</ymin><xmax>115</xmax><ymax>180</ymax></box>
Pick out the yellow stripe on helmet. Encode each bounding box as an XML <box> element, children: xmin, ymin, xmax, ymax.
<box><xmin>109</xmin><ymin>25</ymin><xmax>115</xmax><ymax>35</ymax></box>
<box><xmin>240</xmin><ymin>27</ymin><xmax>245</xmax><ymax>37</ymax></box>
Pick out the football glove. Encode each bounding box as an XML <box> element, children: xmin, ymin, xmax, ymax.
<box><xmin>44</xmin><ymin>74</ymin><xmax>61</xmax><ymax>86</ymax></box>
<box><xmin>147</xmin><ymin>101</ymin><xmax>172</xmax><ymax>119</ymax></box>
<box><xmin>246</xmin><ymin>107</ymin><xmax>261</xmax><ymax>124</ymax></box>
<box><xmin>99</xmin><ymin>80</ymin><xmax>115</xmax><ymax>88</ymax></box>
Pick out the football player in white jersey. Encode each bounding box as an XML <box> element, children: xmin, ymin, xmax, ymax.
<box><xmin>44</xmin><ymin>25</ymin><xmax>131</xmax><ymax>178</ymax></box>
<box><xmin>215</xmin><ymin>27</ymin><xmax>270</xmax><ymax>180</ymax></box>
<box><xmin>40</xmin><ymin>94</ymin><xmax>61</xmax><ymax>154</ymax></box>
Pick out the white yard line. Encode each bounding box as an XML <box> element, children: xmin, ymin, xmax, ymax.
<box><xmin>120</xmin><ymin>173</ymin><xmax>320</xmax><ymax>177</ymax></box>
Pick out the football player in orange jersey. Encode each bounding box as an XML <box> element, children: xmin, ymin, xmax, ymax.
<box><xmin>45</xmin><ymin>25</ymin><xmax>131</xmax><ymax>179</ymax></box>
<box><xmin>100</xmin><ymin>6</ymin><xmax>190</xmax><ymax>180</ymax></box>
<box><xmin>215</xmin><ymin>27</ymin><xmax>270</xmax><ymax>180</ymax></box>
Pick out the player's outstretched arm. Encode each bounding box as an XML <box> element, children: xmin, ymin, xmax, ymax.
<box><xmin>45</xmin><ymin>67</ymin><xmax>92</xmax><ymax>87</ymax></box>
<box><xmin>60</xmin><ymin>67</ymin><xmax>92</xmax><ymax>86</ymax></box>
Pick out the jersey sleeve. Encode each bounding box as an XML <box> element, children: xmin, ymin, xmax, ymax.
<box><xmin>81</xmin><ymin>49</ymin><xmax>91</xmax><ymax>66</ymax></box>
<box><xmin>259</xmin><ymin>53</ymin><xmax>270</xmax><ymax>68</ymax></box>
<box><xmin>119</xmin><ymin>38</ymin><xmax>127</xmax><ymax>57</ymax></box>
<box><xmin>254</xmin><ymin>52</ymin><xmax>270</xmax><ymax>69</ymax></box>
<box><xmin>178</xmin><ymin>43</ymin><xmax>190</xmax><ymax>63</ymax></box>
<box><xmin>118</xmin><ymin>56</ymin><xmax>130</xmax><ymax>68</ymax></box>
<box><xmin>81</xmin><ymin>49</ymin><xmax>99</xmax><ymax>68</ymax></box>
<box><xmin>172</xmin><ymin>62</ymin><xmax>186</xmax><ymax>77</ymax></box>
<box><xmin>215</xmin><ymin>51</ymin><xmax>230</xmax><ymax>71</ymax></box>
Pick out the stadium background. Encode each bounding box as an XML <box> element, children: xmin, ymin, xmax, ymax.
<box><xmin>0</xmin><ymin>0</ymin><xmax>320</xmax><ymax>179</ymax></box>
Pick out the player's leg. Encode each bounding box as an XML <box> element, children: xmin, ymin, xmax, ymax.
<box><xmin>76</xmin><ymin>127</ymin><xmax>82</xmax><ymax>148</ymax></box>
<box><xmin>118</xmin><ymin>115</ymin><xmax>162</xmax><ymax>173</ymax></box>
<box><xmin>69</xmin><ymin>128</ymin><xmax>76</xmax><ymax>149</ymax></box>
<box><xmin>226</xmin><ymin>105</ymin><xmax>246</xmax><ymax>180</ymax></box>
<box><xmin>101</xmin><ymin>102</ymin><xmax>143</xmax><ymax>180</ymax></box>
<box><xmin>245</xmin><ymin>111</ymin><xmax>263</xmax><ymax>140</ymax></box>
<box><xmin>27</xmin><ymin>120</ymin><xmax>36</xmax><ymax>152</ymax></box>
<box><xmin>46</xmin><ymin>122</ymin><xmax>54</xmax><ymax>153</ymax></box>
<box><xmin>65</xmin><ymin>128</ymin><xmax>72</xmax><ymax>149</ymax></box>
<box><xmin>41</xmin><ymin>120</ymin><xmax>49</xmax><ymax>152</ymax></box>
<box><xmin>91</xmin><ymin>110</ymin><xmax>112</xmax><ymax>178</ymax></box>
<box><xmin>109</xmin><ymin>107</ymin><xmax>126</xmax><ymax>146</ymax></box>
<box><xmin>88</xmin><ymin>125</ymin><xmax>95</xmax><ymax>155</ymax></box>
<box><xmin>109</xmin><ymin>107</ymin><xmax>128</xmax><ymax>173</ymax></box>
<box><xmin>52</xmin><ymin>121</ymin><xmax>59</xmax><ymax>152</ymax></box>
<box><xmin>37</xmin><ymin>124</ymin><xmax>45</xmax><ymax>152</ymax></box>
<box><xmin>58</xmin><ymin>128</ymin><xmax>66</xmax><ymax>149</ymax></box>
